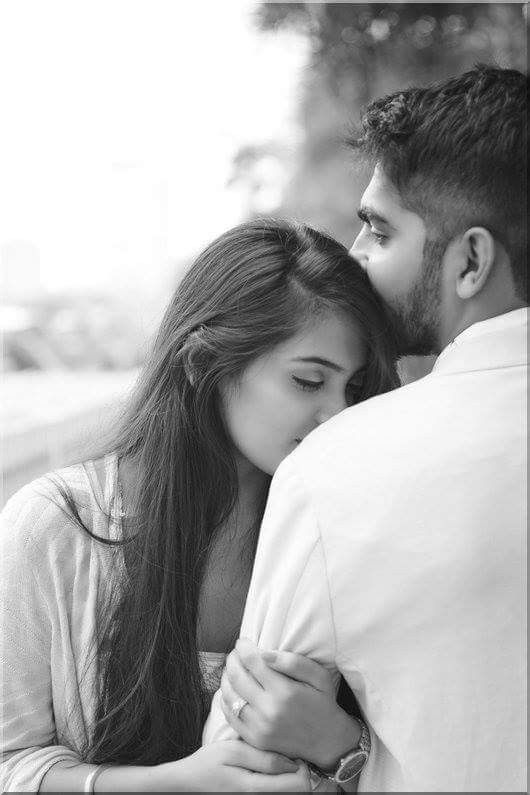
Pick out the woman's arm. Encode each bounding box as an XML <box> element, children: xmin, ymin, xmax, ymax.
<box><xmin>40</xmin><ymin>743</ymin><xmax>308</xmax><ymax>792</ymax></box>
<box><xmin>0</xmin><ymin>491</ymin><xmax>84</xmax><ymax>792</ymax></box>
<box><xmin>39</xmin><ymin>761</ymin><xmax>161</xmax><ymax>792</ymax></box>
<box><xmin>0</xmin><ymin>488</ymin><xmax>307</xmax><ymax>794</ymax></box>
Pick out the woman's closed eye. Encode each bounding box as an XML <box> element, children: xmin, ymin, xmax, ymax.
<box><xmin>292</xmin><ymin>375</ymin><xmax>324</xmax><ymax>392</ymax></box>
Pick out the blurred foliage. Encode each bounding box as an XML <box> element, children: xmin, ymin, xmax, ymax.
<box><xmin>235</xmin><ymin>2</ymin><xmax>527</xmax><ymax>246</ymax></box>
<box><xmin>230</xmin><ymin>3</ymin><xmax>527</xmax><ymax>382</ymax></box>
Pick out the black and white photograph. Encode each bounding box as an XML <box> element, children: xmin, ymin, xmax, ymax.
<box><xmin>0</xmin><ymin>2</ymin><xmax>527</xmax><ymax>792</ymax></box>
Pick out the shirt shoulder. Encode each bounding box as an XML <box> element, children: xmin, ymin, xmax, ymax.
<box><xmin>287</xmin><ymin>377</ymin><xmax>432</xmax><ymax>474</ymax></box>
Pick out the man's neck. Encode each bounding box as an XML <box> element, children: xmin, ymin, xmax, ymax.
<box><xmin>441</xmin><ymin>297</ymin><xmax>527</xmax><ymax>349</ymax></box>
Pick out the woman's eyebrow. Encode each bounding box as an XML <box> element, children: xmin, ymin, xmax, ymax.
<box><xmin>292</xmin><ymin>356</ymin><xmax>344</xmax><ymax>373</ymax></box>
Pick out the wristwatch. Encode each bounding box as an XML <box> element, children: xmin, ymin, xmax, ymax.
<box><xmin>307</xmin><ymin>720</ymin><xmax>371</xmax><ymax>789</ymax></box>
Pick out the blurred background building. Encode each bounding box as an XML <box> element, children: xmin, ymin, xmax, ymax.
<box><xmin>1</xmin><ymin>1</ymin><xmax>527</xmax><ymax>504</ymax></box>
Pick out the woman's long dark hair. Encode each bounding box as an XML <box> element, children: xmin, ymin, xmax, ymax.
<box><xmin>62</xmin><ymin>220</ymin><xmax>398</xmax><ymax>764</ymax></box>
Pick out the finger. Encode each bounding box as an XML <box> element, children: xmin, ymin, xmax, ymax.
<box><xmin>225</xmin><ymin>648</ymin><xmax>264</xmax><ymax>706</ymax></box>
<box><xmin>225</xmin><ymin>740</ymin><xmax>299</xmax><ymax>775</ymax></box>
<box><xmin>220</xmin><ymin>694</ymin><xmax>259</xmax><ymax>743</ymax></box>
<box><xmin>219</xmin><ymin>699</ymin><xmax>264</xmax><ymax>750</ymax></box>
<box><xmin>221</xmin><ymin>668</ymin><xmax>262</xmax><ymax>730</ymax></box>
<box><xmin>220</xmin><ymin>669</ymin><xmax>249</xmax><ymax>720</ymax></box>
<box><xmin>245</xmin><ymin>766</ymin><xmax>310</xmax><ymax>792</ymax></box>
<box><xmin>220</xmin><ymin>689</ymin><xmax>242</xmax><ymax>732</ymax></box>
<box><xmin>260</xmin><ymin>650</ymin><xmax>332</xmax><ymax>691</ymax></box>
<box><xmin>235</xmin><ymin>637</ymin><xmax>277</xmax><ymax>688</ymax></box>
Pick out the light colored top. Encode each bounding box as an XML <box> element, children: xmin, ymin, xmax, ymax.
<box><xmin>0</xmin><ymin>454</ymin><xmax>226</xmax><ymax>793</ymax></box>
<box><xmin>204</xmin><ymin>309</ymin><xmax>528</xmax><ymax>793</ymax></box>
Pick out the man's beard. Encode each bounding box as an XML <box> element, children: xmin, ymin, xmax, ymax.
<box><xmin>385</xmin><ymin>238</ymin><xmax>445</xmax><ymax>357</ymax></box>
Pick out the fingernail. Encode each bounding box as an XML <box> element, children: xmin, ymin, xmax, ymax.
<box><xmin>261</xmin><ymin>651</ymin><xmax>277</xmax><ymax>663</ymax></box>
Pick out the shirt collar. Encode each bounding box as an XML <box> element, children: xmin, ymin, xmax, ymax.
<box><xmin>433</xmin><ymin>307</ymin><xmax>528</xmax><ymax>374</ymax></box>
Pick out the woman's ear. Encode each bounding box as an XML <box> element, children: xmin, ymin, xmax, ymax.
<box><xmin>456</xmin><ymin>227</ymin><xmax>496</xmax><ymax>300</ymax></box>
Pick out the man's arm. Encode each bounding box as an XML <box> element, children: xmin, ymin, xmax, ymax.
<box><xmin>203</xmin><ymin>455</ymin><xmax>340</xmax><ymax>743</ymax></box>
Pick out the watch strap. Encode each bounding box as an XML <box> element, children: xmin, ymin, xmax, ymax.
<box><xmin>308</xmin><ymin>719</ymin><xmax>371</xmax><ymax>787</ymax></box>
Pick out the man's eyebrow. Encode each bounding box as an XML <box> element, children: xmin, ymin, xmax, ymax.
<box><xmin>292</xmin><ymin>356</ymin><xmax>345</xmax><ymax>373</ymax></box>
<box><xmin>357</xmin><ymin>206</ymin><xmax>395</xmax><ymax>230</ymax></box>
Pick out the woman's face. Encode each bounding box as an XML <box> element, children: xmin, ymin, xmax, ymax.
<box><xmin>221</xmin><ymin>311</ymin><xmax>367</xmax><ymax>477</ymax></box>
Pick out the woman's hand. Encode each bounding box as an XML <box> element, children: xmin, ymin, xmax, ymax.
<box><xmin>221</xmin><ymin>638</ymin><xmax>361</xmax><ymax>771</ymax></box>
<box><xmin>154</xmin><ymin>740</ymin><xmax>310</xmax><ymax>792</ymax></box>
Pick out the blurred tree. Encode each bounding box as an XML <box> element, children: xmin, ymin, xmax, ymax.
<box><xmin>228</xmin><ymin>142</ymin><xmax>294</xmax><ymax>215</ymax></box>
<box><xmin>248</xmin><ymin>2</ymin><xmax>527</xmax><ymax>244</ymax></box>
<box><xmin>234</xmin><ymin>2</ymin><xmax>527</xmax><ymax>380</ymax></box>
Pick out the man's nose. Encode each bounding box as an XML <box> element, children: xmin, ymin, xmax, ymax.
<box><xmin>349</xmin><ymin>236</ymin><xmax>368</xmax><ymax>270</ymax></box>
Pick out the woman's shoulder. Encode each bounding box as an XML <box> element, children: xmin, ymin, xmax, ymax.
<box><xmin>0</xmin><ymin>454</ymin><xmax>120</xmax><ymax>564</ymax></box>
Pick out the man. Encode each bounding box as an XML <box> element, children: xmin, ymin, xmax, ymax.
<box><xmin>205</xmin><ymin>66</ymin><xmax>527</xmax><ymax>792</ymax></box>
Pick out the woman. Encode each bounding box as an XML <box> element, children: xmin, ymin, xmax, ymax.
<box><xmin>1</xmin><ymin>220</ymin><xmax>398</xmax><ymax>792</ymax></box>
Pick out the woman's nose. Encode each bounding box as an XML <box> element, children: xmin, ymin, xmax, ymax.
<box><xmin>315</xmin><ymin>395</ymin><xmax>348</xmax><ymax>426</ymax></box>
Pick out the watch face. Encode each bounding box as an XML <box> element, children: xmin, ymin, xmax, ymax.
<box><xmin>336</xmin><ymin>750</ymin><xmax>368</xmax><ymax>783</ymax></box>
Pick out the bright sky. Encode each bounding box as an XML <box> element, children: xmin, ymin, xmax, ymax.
<box><xmin>0</xmin><ymin>0</ymin><xmax>308</xmax><ymax>295</ymax></box>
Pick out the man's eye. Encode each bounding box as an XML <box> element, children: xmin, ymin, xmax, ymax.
<box><xmin>369</xmin><ymin>227</ymin><xmax>388</xmax><ymax>244</ymax></box>
<box><xmin>292</xmin><ymin>376</ymin><xmax>323</xmax><ymax>392</ymax></box>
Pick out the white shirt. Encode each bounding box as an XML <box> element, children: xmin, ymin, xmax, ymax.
<box><xmin>204</xmin><ymin>309</ymin><xmax>527</xmax><ymax>793</ymax></box>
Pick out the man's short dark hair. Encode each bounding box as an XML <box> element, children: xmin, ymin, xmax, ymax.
<box><xmin>351</xmin><ymin>65</ymin><xmax>528</xmax><ymax>301</ymax></box>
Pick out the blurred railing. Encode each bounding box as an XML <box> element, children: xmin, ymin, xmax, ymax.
<box><xmin>1</xmin><ymin>370</ymin><xmax>138</xmax><ymax>507</ymax></box>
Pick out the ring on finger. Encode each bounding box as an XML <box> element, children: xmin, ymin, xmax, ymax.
<box><xmin>231</xmin><ymin>697</ymin><xmax>248</xmax><ymax>720</ymax></box>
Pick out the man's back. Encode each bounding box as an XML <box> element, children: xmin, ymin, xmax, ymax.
<box><xmin>205</xmin><ymin>309</ymin><xmax>527</xmax><ymax>792</ymax></box>
<box><xmin>310</xmin><ymin>310</ymin><xmax>526</xmax><ymax>790</ymax></box>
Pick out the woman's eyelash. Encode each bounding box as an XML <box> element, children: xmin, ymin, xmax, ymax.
<box><xmin>292</xmin><ymin>376</ymin><xmax>323</xmax><ymax>392</ymax></box>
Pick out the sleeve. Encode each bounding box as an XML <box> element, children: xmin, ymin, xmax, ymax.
<box><xmin>0</xmin><ymin>488</ymin><xmax>82</xmax><ymax>793</ymax></box>
<box><xmin>203</xmin><ymin>457</ymin><xmax>340</xmax><ymax>743</ymax></box>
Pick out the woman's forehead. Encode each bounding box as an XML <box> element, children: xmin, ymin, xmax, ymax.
<box><xmin>270</xmin><ymin>313</ymin><xmax>366</xmax><ymax>367</ymax></box>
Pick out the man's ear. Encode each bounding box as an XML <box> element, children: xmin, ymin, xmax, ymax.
<box><xmin>456</xmin><ymin>227</ymin><xmax>496</xmax><ymax>300</ymax></box>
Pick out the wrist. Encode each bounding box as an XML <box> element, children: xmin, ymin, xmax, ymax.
<box><xmin>144</xmin><ymin>761</ymin><xmax>184</xmax><ymax>793</ymax></box>
<box><xmin>140</xmin><ymin>764</ymin><xmax>172</xmax><ymax>792</ymax></box>
<box><xmin>151</xmin><ymin>756</ymin><xmax>201</xmax><ymax>793</ymax></box>
<box><xmin>96</xmin><ymin>762</ymin><xmax>180</xmax><ymax>792</ymax></box>
<box><xmin>312</xmin><ymin>709</ymin><xmax>361</xmax><ymax>770</ymax></box>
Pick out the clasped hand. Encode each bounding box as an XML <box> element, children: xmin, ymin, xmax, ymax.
<box><xmin>221</xmin><ymin>638</ymin><xmax>360</xmax><ymax>770</ymax></box>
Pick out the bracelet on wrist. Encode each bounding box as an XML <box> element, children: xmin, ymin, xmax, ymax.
<box><xmin>84</xmin><ymin>764</ymin><xmax>110</xmax><ymax>793</ymax></box>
